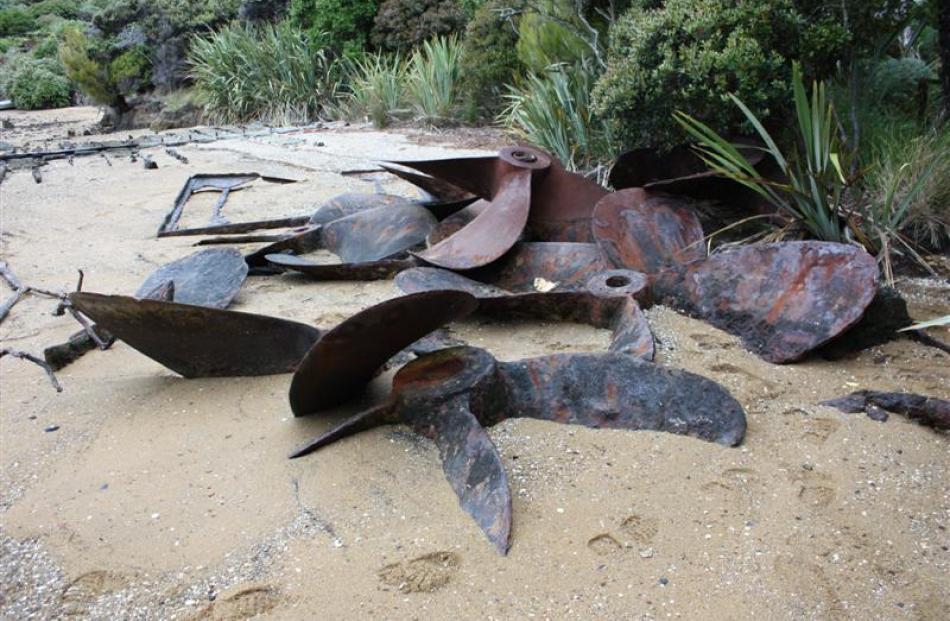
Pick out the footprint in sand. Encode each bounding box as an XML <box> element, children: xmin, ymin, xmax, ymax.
<box><xmin>801</xmin><ymin>417</ymin><xmax>841</xmax><ymax>445</ymax></box>
<box><xmin>790</xmin><ymin>467</ymin><xmax>836</xmax><ymax>509</ymax></box>
<box><xmin>378</xmin><ymin>551</ymin><xmax>460</xmax><ymax>594</ymax></box>
<box><xmin>188</xmin><ymin>584</ymin><xmax>281</xmax><ymax>620</ymax></box>
<box><xmin>60</xmin><ymin>571</ymin><xmax>129</xmax><ymax>616</ymax></box>
<box><xmin>709</xmin><ymin>363</ymin><xmax>783</xmax><ymax>399</ymax></box>
<box><xmin>587</xmin><ymin>533</ymin><xmax>623</xmax><ymax>556</ymax></box>
<box><xmin>689</xmin><ymin>333</ymin><xmax>736</xmax><ymax>352</ymax></box>
<box><xmin>619</xmin><ymin>514</ymin><xmax>659</xmax><ymax>544</ymax></box>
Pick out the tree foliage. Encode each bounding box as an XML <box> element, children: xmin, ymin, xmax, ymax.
<box><xmin>371</xmin><ymin>0</ymin><xmax>466</xmax><ymax>52</ymax></box>
<box><xmin>289</xmin><ymin>0</ymin><xmax>377</xmax><ymax>57</ymax></box>
<box><xmin>458</xmin><ymin>0</ymin><xmax>521</xmax><ymax>117</ymax></box>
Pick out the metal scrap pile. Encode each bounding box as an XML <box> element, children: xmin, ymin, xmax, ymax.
<box><xmin>61</xmin><ymin>143</ymin><xmax>922</xmax><ymax>554</ymax></box>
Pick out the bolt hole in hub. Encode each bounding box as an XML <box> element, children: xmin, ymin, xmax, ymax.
<box><xmin>587</xmin><ymin>270</ymin><xmax>648</xmax><ymax>298</ymax></box>
<box><xmin>606</xmin><ymin>275</ymin><xmax>631</xmax><ymax>288</ymax></box>
<box><xmin>511</xmin><ymin>150</ymin><xmax>537</xmax><ymax>163</ymax></box>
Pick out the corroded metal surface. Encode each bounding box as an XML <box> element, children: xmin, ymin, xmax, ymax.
<box><xmin>592</xmin><ymin>188</ymin><xmax>706</xmax><ymax>274</ymax></box>
<box><xmin>134</xmin><ymin>248</ymin><xmax>248</xmax><ymax>309</ymax></box>
<box><xmin>248</xmin><ymin>204</ymin><xmax>435</xmax><ymax>277</ymax></box>
<box><xmin>396</xmin><ymin>256</ymin><xmax>654</xmax><ymax>359</ymax></box>
<box><xmin>651</xmin><ymin>241</ymin><xmax>880</xmax><ymax>363</ymax></box>
<box><xmin>288</xmin><ymin>291</ymin><xmax>478</xmax><ymax>416</ymax></box>
<box><xmin>69</xmin><ymin>292</ymin><xmax>321</xmax><ymax>377</ymax></box>
<box><xmin>291</xmin><ymin>345</ymin><xmax>747</xmax><ymax>553</ymax></box>
<box><xmin>308</xmin><ymin>193</ymin><xmax>417</xmax><ymax>225</ymax></box>
<box><xmin>822</xmin><ymin>391</ymin><xmax>950</xmax><ymax>430</ymax></box>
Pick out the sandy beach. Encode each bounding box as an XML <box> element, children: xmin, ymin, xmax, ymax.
<box><xmin>1</xmin><ymin>107</ymin><xmax>948</xmax><ymax>620</ymax></box>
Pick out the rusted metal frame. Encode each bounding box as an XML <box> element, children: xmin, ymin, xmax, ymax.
<box><xmin>159</xmin><ymin>216</ymin><xmax>311</xmax><ymax>238</ymax></box>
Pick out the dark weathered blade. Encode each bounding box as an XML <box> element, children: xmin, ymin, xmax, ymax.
<box><xmin>160</xmin><ymin>216</ymin><xmax>311</xmax><ymax>238</ymax></box>
<box><xmin>498</xmin><ymin>353</ymin><xmax>746</xmax><ymax>446</ymax></box>
<box><xmin>322</xmin><ymin>204</ymin><xmax>436</xmax><ymax>263</ymax></box>
<box><xmin>288</xmin><ymin>402</ymin><xmax>396</xmax><ymax>458</ymax></box>
<box><xmin>653</xmin><ymin>241</ymin><xmax>880</xmax><ymax>363</ymax></box>
<box><xmin>415</xmin><ymin>168</ymin><xmax>533</xmax><ymax>270</ymax></box>
<box><xmin>289</xmin><ymin>291</ymin><xmax>478</xmax><ymax>416</ymax></box>
<box><xmin>69</xmin><ymin>293</ymin><xmax>321</xmax><ymax>377</ymax></box>
<box><xmin>385</xmin><ymin>155</ymin><xmax>505</xmax><ymax>199</ymax></box>
<box><xmin>309</xmin><ymin>193</ymin><xmax>418</xmax><ymax>225</ymax></box>
<box><xmin>426</xmin><ymin>201</ymin><xmax>487</xmax><ymax>246</ymax></box>
<box><xmin>480</xmin><ymin>242</ymin><xmax>610</xmax><ymax>291</ymax></box>
<box><xmin>592</xmin><ymin>188</ymin><xmax>706</xmax><ymax>273</ymax></box>
<box><xmin>526</xmin><ymin>157</ymin><xmax>608</xmax><ymax>243</ymax></box>
<box><xmin>244</xmin><ymin>226</ymin><xmax>323</xmax><ymax>268</ymax></box>
<box><xmin>134</xmin><ymin>248</ymin><xmax>248</xmax><ymax>309</ymax></box>
<box><xmin>379</xmin><ymin>164</ymin><xmax>476</xmax><ymax>204</ymax></box>
<box><xmin>265</xmin><ymin>254</ymin><xmax>416</xmax><ymax>280</ymax></box>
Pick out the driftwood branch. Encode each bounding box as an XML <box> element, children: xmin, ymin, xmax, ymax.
<box><xmin>1</xmin><ymin>347</ymin><xmax>63</xmax><ymax>392</ymax></box>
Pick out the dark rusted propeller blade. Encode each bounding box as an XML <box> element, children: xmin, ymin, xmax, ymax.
<box><xmin>322</xmin><ymin>204</ymin><xmax>436</xmax><ymax>263</ymax></box>
<box><xmin>292</xmin><ymin>345</ymin><xmax>747</xmax><ymax>553</ymax></box>
<box><xmin>652</xmin><ymin>241</ymin><xmax>880</xmax><ymax>363</ymax></box>
<box><xmin>592</xmin><ymin>189</ymin><xmax>706</xmax><ymax>274</ymax></box>
<box><xmin>821</xmin><ymin>390</ymin><xmax>950</xmax><ymax>430</ymax></box>
<box><xmin>288</xmin><ymin>291</ymin><xmax>478</xmax><ymax>416</ymax></box>
<box><xmin>479</xmin><ymin>242</ymin><xmax>610</xmax><ymax>290</ymax></box>
<box><xmin>525</xmin><ymin>156</ymin><xmax>608</xmax><ymax>242</ymax></box>
<box><xmin>379</xmin><ymin>164</ymin><xmax>476</xmax><ymax>205</ymax></box>
<box><xmin>426</xmin><ymin>200</ymin><xmax>487</xmax><ymax>246</ymax></box>
<box><xmin>265</xmin><ymin>254</ymin><xmax>416</xmax><ymax>281</ymax></box>
<box><xmin>135</xmin><ymin>248</ymin><xmax>248</xmax><ymax>309</ymax></box>
<box><xmin>413</xmin><ymin>151</ymin><xmax>549</xmax><ymax>270</ymax></box>
<box><xmin>69</xmin><ymin>293</ymin><xmax>321</xmax><ymax>377</ymax></box>
<box><xmin>308</xmin><ymin>193</ymin><xmax>418</xmax><ymax>226</ymax></box>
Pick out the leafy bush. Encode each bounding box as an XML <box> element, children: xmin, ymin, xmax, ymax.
<box><xmin>31</xmin><ymin>34</ymin><xmax>59</xmax><ymax>58</ymax></box>
<box><xmin>406</xmin><ymin>34</ymin><xmax>460</xmax><ymax>125</ymax></box>
<box><xmin>458</xmin><ymin>0</ymin><xmax>521</xmax><ymax>119</ymax></box>
<box><xmin>0</xmin><ymin>6</ymin><xmax>35</xmax><ymax>36</ymax></box>
<box><xmin>60</xmin><ymin>26</ymin><xmax>122</xmax><ymax>107</ymax></box>
<box><xmin>516</xmin><ymin>0</ymin><xmax>590</xmax><ymax>72</ymax></box>
<box><xmin>338</xmin><ymin>52</ymin><xmax>406</xmax><ymax>127</ymax></box>
<box><xmin>8</xmin><ymin>57</ymin><xmax>71</xmax><ymax>108</ymax></box>
<box><xmin>239</xmin><ymin>0</ymin><xmax>289</xmax><ymax>23</ymax></box>
<box><xmin>371</xmin><ymin>0</ymin><xmax>466</xmax><ymax>52</ymax></box>
<box><xmin>500</xmin><ymin>62</ymin><xmax>613</xmax><ymax>171</ymax></box>
<box><xmin>869</xmin><ymin>58</ymin><xmax>938</xmax><ymax>113</ymax></box>
<box><xmin>189</xmin><ymin>21</ymin><xmax>340</xmax><ymax>124</ymax></box>
<box><xmin>593</xmin><ymin>0</ymin><xmax>840</xmax><ymax>151</ymax></box>
<box><xmin>676</xmin><ymin>64</ymin><xmax>850</xmax><ymax>242</ymax></box>
<box><xmin>109</xmin><ymin>45</ymin><xmax>151</xmax><ymax>95</ymax></box>
<box><xmin>27</xmin><ymin>0</ymin><xmax>81</xmax><ymax>20</ymax></box>
<box><xmin>289</xmin><ymin>0</ymin><xmax>377</xmax><ymax>58</ymax></box>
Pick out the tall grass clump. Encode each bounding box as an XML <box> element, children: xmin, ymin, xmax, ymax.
<box><xmin>338</xmin><ymin>52</ymin><xmax>406</xmax><ymax>127</ymax></box>
<box><xmin>189</xmin><ymin>21</ymin><xmax>339</xmax><ymax>124</ymax></box>
<box><xmin>406</xmin><ymin>35</ymin><xmax>460</xmax><ymax>125</ymax></box>
<box><xmin>676</xmin><ymin>63</ymin><xmax>851</xmax><ymax>243</ymax></box>
<box><xmin>500</xmin><ymin>62</ymin><xmax>614</xmax><ymax>172</ymax></box>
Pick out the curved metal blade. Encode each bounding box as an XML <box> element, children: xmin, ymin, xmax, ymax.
<box><xmin>322</xmin><ymin>204</ymin><xmax>436</xmax><ymax>263</ymax></box>
<box><xmin>497</xmin><ymin>353</ymin><xmax>746</xmax><ymax>446</ymax></box>
<box><xmin>410</xmin><ymin>394</ymin><xmax>512</xmax><ymax>554</ymax></box>
<box><xmin>379</xmin><ymin>164</ymin><xmax>476</xmax><ymax>204</ymax></box>
<box><xmin>481</xmin><ymin>242</ymin><xmax>610</xmax><ymax>291</ymax></box>
<box><xmin>289</xmin><ymin>291</ymin><xmax>478</xmax><ymax>416</ymax></box>
<box><xmin>526</xmin><ymin>157</ymin><xmax>608</xmax><ymax>242</ymax></box>
<box><xmin>385</xmin><ymin>156</ymin><xmax>504</xmax><ymax>199</ymax></box>
<box><xmin>652</xmin><ymin>241</ymin><xmax>880</xmax><ymax>363</ymax></box>
<box><xmin>288</xmin><ymin>402</ymin><xmax>395</xmax><ymax>459</ymax></box>
<box><xmin>415</xmin><ymin>168</ymin><xmax>533</xmax><ymax>270</ymax></box>
<box><xmin>245</xmin><ymin>226</ymin><xmax>323</xmax><ymax>268</ymax></box>
<box><xmin>69</xmin><ymin>292</ymin><xmax>321</xmax><ymax>377</ymax></box>
<box><xmin>309</xmin><ymin>192</ymin><xmax>418</xmax><ymax>226</ymax></box>
<box><xmin>135</xmin><ymin>248</ymin><xmax>248</xmax><ymax>309</ymax></box>
<box><xmin>265</xmin><ymin>254</ymin><xmax>415</xmax><ymax>281</ymax></box>
<box><xmin>592</xmin><ymin>188</ymin><xmax>707</xmax><ymax>273</ymax></box>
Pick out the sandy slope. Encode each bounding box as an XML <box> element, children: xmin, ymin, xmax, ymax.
<box><xmin>0</xmin><ymin>108</ymin><xmax>948</xmax><ymax>620</ymax></box>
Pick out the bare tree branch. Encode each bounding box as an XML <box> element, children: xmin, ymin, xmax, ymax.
<box><xmin>1</xmin><ymin>348</ymin><xmax>64</xmax><ymax>392</ymax></box>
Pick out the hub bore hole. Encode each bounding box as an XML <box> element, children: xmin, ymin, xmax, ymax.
<box><xmin>606</xmin><ymin>275</ymin><xmax>631</xmax><ymax>288</ymax></box>
<box><xmin>511</xmin><ymin>150</ymin><xmax>537</xmax><ymax>163</ymax></box>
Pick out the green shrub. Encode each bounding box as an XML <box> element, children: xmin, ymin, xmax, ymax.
<box><xmin>60</xmin><ymin>25</ymin><xmax>121</xmax><ymax>107</ymax></box>
<box><xmin>338</xmin><ymin>52</ymin><xmax>406</xmax><ymax>127</ymax></box>
<box><xmin>289</xmin><ymin>0</ymin><xmax>377</xmax><ymax>57</ymax></box>
<box><xmin>593</xmin><ymin>0</ymin><xmax>840</xmax><ymax>151</ymax></box>
<box><xmin>516</xmin><ymin>0</ymin><xmax>590</xmax><ymax>72</ymax></box>
<box><xmin>406</xmin><ymin>34</ymin><xmax>460</xmax><ymax>125</ymax></box>
<box><xmin>500</xmin><ymin>62</ymin><xmax>613</xmax><ymax>171</ymax></box>
<box><xmin>9</xmin><ymin>58</ymin><xmax>71</xmax><ymax>108</ymax></box>
<box><xmin>109</xmin><ymin>45</ymin><xmax>151</xmax><ymax>95</ymax></box>
<box><xmin>31</xmin><ymin>34</ymin><xmax>59</xmax><ymax>58</ymax></box>
<box><xmin>0</xmin><ymin>36</ymin><xmax>17</xmax><ymax>53</ymax></box>
<box><xmin>189</xmin><ymin>21</ymin><xmax>340</xmax><ymax>124</ymax></box>
<box><xmin>27</xmin><ymin>0</ymin><xmax>81</xmax><ymax>19</ymax></box>
<box><xmin>458</xmin><ymin>0</ymin><xmax>521</xmax><ymax>119</ymax></box>
<box><xmin>371</xmin><ymin>0</ymin><xmax>466</xmax><ymax>52</ymax></box>
<box><xmin>0</xmin><ymin>7</ymin><xmax>36</xmax><ymax>36</ymax></box>
<box><xmin>869</xmin><ymin>58</ymin><xmax>938</xmax><ymax>113</ymax></box>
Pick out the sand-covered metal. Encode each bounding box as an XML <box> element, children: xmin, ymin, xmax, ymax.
<box><xmin>69</xmin><ymin>293</ymin><xmax>321</xmax><ymax>377</ymax></box>
<box><xmin>135</xmin><ymin>248</ymin><xmax>248</xmax><ymax>309</ymax></box>
<box><xmin>822</xmin><ymin>390</ymin><xmax>950</xmax><ymax>430</ymax></box>
<box><xmin>291</xmin><ymin>345</ymin><xmax>747</xmax><ymax>553</ymax></box>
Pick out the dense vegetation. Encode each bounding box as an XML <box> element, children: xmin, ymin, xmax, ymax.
<box><xmin>0</xmin><ymin>0</ymin><xmax>946</xmax><ymax>273</ymax></box>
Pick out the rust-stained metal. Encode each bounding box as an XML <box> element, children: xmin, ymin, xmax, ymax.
<box><xmin>289</xmin><ymin>291</ymin><xmax>478</xmax><ymax>416</ymax></box>
<box><xmin>821</xmin><ymin>391</ymin><xmax>950</xmax><ymax>430</ymax></box>
<box><xmin>386</xmin><ymin>146</ymin><xmax>608</xmax><ymax>269</ymax></box>
<box><xmin>308</xmin><ymin>193</ymin><xmax>419</xmax><ymax>225</ymax></box>
<box><xmin>649</xmin><ymin>241</ymin><xmax>880</xmax><ymax>363</ymax></box>
<box><xmin>250</xmin><ymin>203</ymin><xmax>436</xmax><ymax>279</ymax></box>
<box><xmin>291</xmin><ymin>345</ymin><xmax>747</xmax><ymax>553</ymax></box>
<box><xmin>157</xmin><ymin>173</ymin><xmax>297</xmax><ymax>236</ymax></box>
<box><xmin>592</xmin><ymin>188</ymin><xmax>706</xmax><ymax>273</ymax></box>
<box><xmin>69</xmin><ymin>292</ymin><xmax>321</xmax><ymax>377</ymax></box>
<box><xmin>395</xmin><ymin>243</ymin><xmax>654</xmax><ymax>359</ymax></box>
